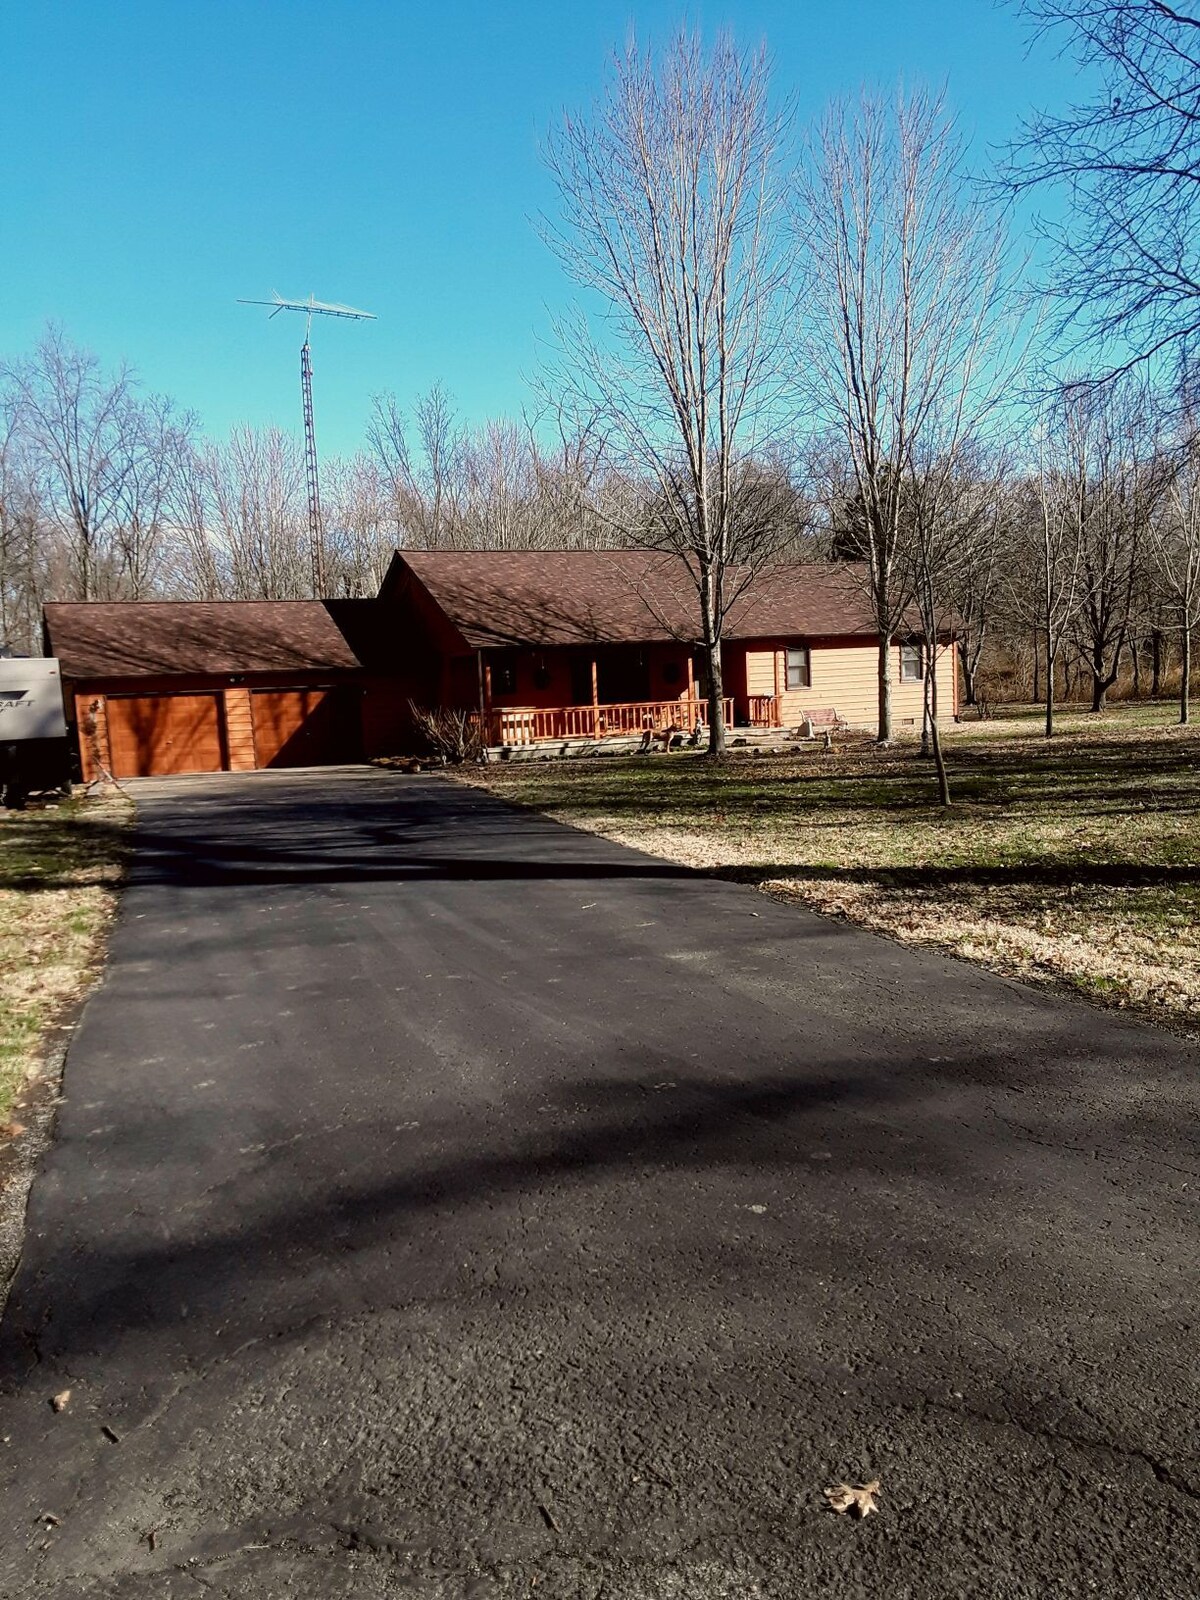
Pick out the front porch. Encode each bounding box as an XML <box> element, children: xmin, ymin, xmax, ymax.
<box><xmin>486</xmin><ymin>696</ymin><xmax>779</xmax><ymax>747</ymax></box>
<box><xmin>474</xmin><ymin>641</ymin><xmax>783</xmax><ymax>749</ymax></box>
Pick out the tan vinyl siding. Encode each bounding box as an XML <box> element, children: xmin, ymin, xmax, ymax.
<box><xmin>741</xmin><ymin>639</ymin><xmax>957</xmax><ymax>730</ymax></box>
<box><xmin>223</xmin><ymin>687</ymin><xmax>255</xmax><ymax>771</ymax></box>
<box><xmin>746</xmin><ymin>651</ymin><xmax>778</xmax><ymax>697</ymax></box>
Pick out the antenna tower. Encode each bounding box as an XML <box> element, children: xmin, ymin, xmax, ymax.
<box><xmin>238</xmin><ymin>292</ymin><xmax>376</xmax><ymax>597</ymax></box>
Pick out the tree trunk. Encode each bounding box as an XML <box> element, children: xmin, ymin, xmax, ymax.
<box><xmin>925</xmin><ymin>642</ymin><xmax>951</xmax><ymax>806</ymax></box>
<box><xmin>1150</xmin><ymin>628</ymin><xmax>1163</xmax><ymax>699</ymax></box>
<box><xmin>876</xmin><ymin>636</ymin><xmax>893</xmax><ymax>744</ymax></box>
<box><xmin>1032</xmin><ymin>629</ymin><xmax>1040</xmax><ymax>705</ymax></box>
<box><xmin>958</xmin><ymin>639</ymin><xmax>978</xmax><ymax>706</ymax></box>
<box><xmin>1182</xmin><ymin>625</ymin><xmax>1192</xmax><ymax>726</ymax></box>
<box><xmin>704</xmin><ymin>638</ymin><xmax>726</xmax><ymax>755</ymax></box>
<box><xmin>698</xmin><ymin>571</ymin><xmax>726</xmax><ymax>756</ymax></box>
<box><xmin>1090</xmin><ymin>643</ymin><xmax>1107</xmax><ymax>712</ymax></box>
<box><xmin>1045</xmin><ymin>635</ymin><xmax>1056</xmax><ymax>737</ymax></box>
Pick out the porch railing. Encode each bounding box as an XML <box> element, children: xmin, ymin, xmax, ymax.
<box><xmin>487</xmin><ymin>698</ymin><xmax>734</xmax><ymax>747</ymax></box>
<box><xmin>747</xmin><ymin>694</ymin><xmax>782</xmax><ymax>728</ymax></box>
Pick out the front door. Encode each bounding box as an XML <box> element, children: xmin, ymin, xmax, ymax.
<box><xmin>596</xmin><ymin>647</ymin><xmax>650</xmax><ymax>705</ymax></box>
<box><xmin>569</xmin><ymin>653</ymin><xmax>594</xmax><ymax>706</ymax></box>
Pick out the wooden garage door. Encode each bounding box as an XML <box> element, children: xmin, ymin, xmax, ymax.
<box><xmin>107</xmin><ymin>694</ymin><xmax>225</xmax><ymax>778</ymax></box>
<box><xmin>251</xmin><ymin>688</ymin><xmax>351</xmax><ymax>768</ymax></box>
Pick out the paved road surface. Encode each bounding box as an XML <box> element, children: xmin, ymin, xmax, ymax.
<box><xmin>0</xmin><ymin>768</ymin><xmax>1196</xmax><ymax>1598</ymax></box>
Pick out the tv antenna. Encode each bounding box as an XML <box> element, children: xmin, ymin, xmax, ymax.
<box><xmin>238</xmin><ymin>292</ymin><xmax>376</xmax><ymax>597</ymax></box>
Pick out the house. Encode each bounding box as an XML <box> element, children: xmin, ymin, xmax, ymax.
<box><xmin>380</xmin><ymin>549</ymin><xmax>957</xmax><ymax>746</ymax></box>
<box><xmin>42</xmin><ymin>552</ymin><xmax>957</xmax><ymax>778</ymax></box>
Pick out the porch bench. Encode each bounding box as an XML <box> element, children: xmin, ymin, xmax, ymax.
<box><xmin>793</xmin><ymin>706</ymin><xmax>848</xmax><ymax>739</ymax></box>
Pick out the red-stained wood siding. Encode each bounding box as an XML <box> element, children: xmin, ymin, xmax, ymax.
<box><xmin>360</xmin><ymin>678</ymin><xmax>416</xmax><ymax>758</ymax></box>
<box><xmin>223</xmin><ymin>688</ymin><xmax>255</xmax><ymax>771</ymax></box>
<box><xmin>75</xmin><ymin>693</ymin><xmax>110</xmax><ymax>783</ymax></box>
<box><xmin>481</xmin><ymin>642</ymin><xmax>695</xmax><ymax>712</ymax></box>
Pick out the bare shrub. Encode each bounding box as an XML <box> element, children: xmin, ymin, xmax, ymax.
<box><xmin>407</xmin><ymin>703</ymin><xmax>483</xmax><ymax>765</ymax></box>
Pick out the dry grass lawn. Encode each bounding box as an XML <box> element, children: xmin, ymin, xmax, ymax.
<box><xmin>0</xmin><ymin>792</ymin><xmax>129</xmax><ymax>1123</ymax></box>
<box><xmin>467</xmin><ymin>704</ymin><xmax>1200</xmax><ymax>1037</ymax></box>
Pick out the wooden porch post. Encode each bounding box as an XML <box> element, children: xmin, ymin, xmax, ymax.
<box><xmin>478</xmin><ymin>652</ymin><xmax>493</xmax><ymax>743</ymax></box>
<box><xmin>685</xmin><ymin>653</ymin><xmax>696</xmax><ymax>728</ymax></box>
<box><xmin>771</xmin><ymin>646</ymin><xmax>783</xmax><ymax>727</ymax></box>
<box><xmin>590</xmin><ymin>655</ymin><xmax>599</xmax><ymax>737</ymax></box>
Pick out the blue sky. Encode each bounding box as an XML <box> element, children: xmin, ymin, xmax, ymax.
<box><xmin>1</xmin><ymin>2</ymin><xmax>1078</xmax><ymax>456</ymax></box>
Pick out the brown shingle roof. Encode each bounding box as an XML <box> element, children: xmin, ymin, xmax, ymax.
<box><xmin>44</xmin><ymin>600</ymin><xmax>366</xmax><ymax>681</ymax></box>
<box><xmin>394</xmin><ymin>550</ymin><xmax>877</xmax><ymax>649</ymax></box>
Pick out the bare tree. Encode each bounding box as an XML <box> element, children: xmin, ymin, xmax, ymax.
<box><xmin>367</xmin><ymin>383</ymin><xmax>466</xmax><ymax>547</ymax></box>
<box><xmin>368</xmin><ymin>383</ymin><xmax>639</xmax><ymax>554</ymax></box>
<box><xmin>1007</xmin><ymin>1</ymin><xmax>1200</xmax><ymax>375</ymax></box>
<box><xmin>523</xmin><ymin>399</ymin><xmax>618</xmax><ymax>550</ymax></box>
<box><xmin>322</xmin><ymin>453</ymin><xmax>397</xmax><ymax>596</ymax></box>
<box><xmin>1011</xmin><ymin>455</ymin><xmax>1086</xmax><ymax>736</ymax></box>
<box><xmin>542</xmin><ymin>30</ymin><xmax>792</xmax><ymax>754</ymax></box>
<box><xmin>1147</xmin><ymin>416</ymin><xmax>1200</xmax><ymax>720</ymax></box>
<box><xmin>109</xmin><ymin>392</ymin><xmax>198</xmax><ymax>599</ymax></box>
<box><xmin>3</xmin><ymin>326</ymin><xmax>142</xmax><ymax>601</ymax></box>
<box><xmin>162</xmin><ymin>438</ymin><xmax>226</xmax><ymax>601</ymax></box>
<box><xmin>795</xmin><ymin>89</ymin><xmax>1017</xmax><ymax>742</ymax></box>
<box><xmin>202</xmin><ymin>427</ymin><xmax>310</xmax><ymax>599</ymax></box>
<box><xmin>459</xmin><ymin>418</ymin><xmax>539</xmax><ymax>548</ymax></box>
<box><xmin>904</xmin><ymin>446</ymin><xmax>1014</xmax><ymax>803</ymax></box>
<box><xmin>1067</xmin><ymin>379</ymin><xmax>1168</xmax><ymax>709</ymax></box>
<box><xmin>0</xmin><ymin>405</ymin><xmax>50</xmax><ymax>653</ymax></box>
<box><xmin>941</xmin><ymin>455</ymin><xmax>1013</xmax><ymax>709</ymax></box>
<box><xmin>1008</xmin><ymin>379</ymin><xmax>1164</xmax><ymax>732</ymax></box>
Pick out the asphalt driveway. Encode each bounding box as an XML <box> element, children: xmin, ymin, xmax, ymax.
<box><xmin>0</xmin><ymin>767</ymin><xmax>1196</xmax><ymax>1598</ymax></box>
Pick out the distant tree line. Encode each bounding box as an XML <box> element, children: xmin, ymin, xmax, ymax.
<box><xmin>2</xmin><ymin>6</ymin><xmax>1198</xmax><ymax>761</ymax></box>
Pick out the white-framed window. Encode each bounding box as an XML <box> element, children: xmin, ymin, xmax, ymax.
<box><xmin>785</xmin><ymin>645</ymin><xmax>811</xmax><ymax>689</ymax></box>
<box><xmin>900</xmin><ymin>641</ymin><xmax>924</xmax><ymax>682</ymax></box>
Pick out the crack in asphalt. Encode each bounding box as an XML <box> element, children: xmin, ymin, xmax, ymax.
<box><xmin>998</xmin><ymin>1116</ymin><xmax>1200</xmax><ymax>1183</ymax></box>
<box><xmin>921</xmin><ymin>1394</ymin><xmax>1199</xmax><ymax>1502</ymax></box>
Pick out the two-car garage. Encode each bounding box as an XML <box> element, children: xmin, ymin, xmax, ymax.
<box><xmin>99</xmin><ymin>686</ymin><xmax>359</xmax><ymax>779</ymax></box>
<box><xmin>43</xmin><ymin>601</ymin><xmax>380</xmax><ymax>781</ymax></box>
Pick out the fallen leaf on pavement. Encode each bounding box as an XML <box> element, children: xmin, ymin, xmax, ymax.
<box><xmin>1</xmin><ymin>1123</ymin><xmax>26</xmax><ymax>1139</ymax></box>
<box><xmin>823</xmin><ymin>1479</ymin><xmax>881</xmax><ymax>1517</ymax></box>
<box><xmin>49</xmin><ymin>1390</ymin><xmax>71</xmax><ymax>1413</ymax></box>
